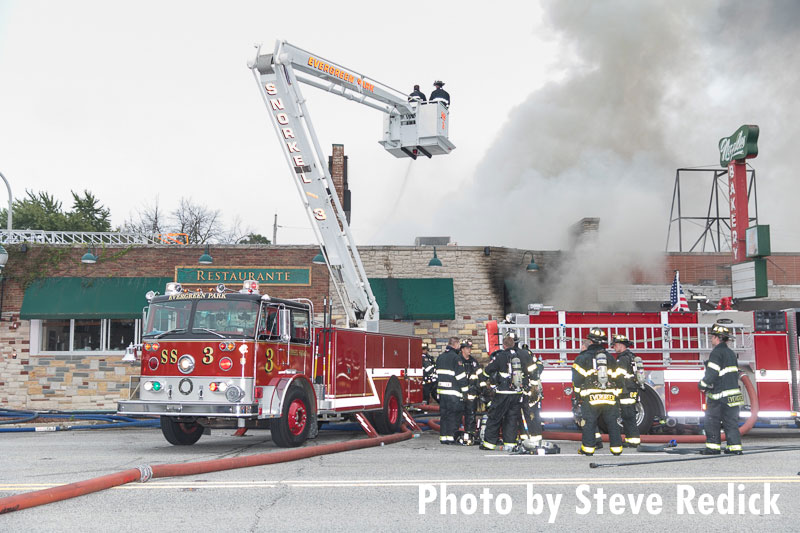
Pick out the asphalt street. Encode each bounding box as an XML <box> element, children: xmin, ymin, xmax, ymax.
<box><xmin>0</xmin><ymin>423</ymin><xmax>798</xmax><ymax>532</ymax></box>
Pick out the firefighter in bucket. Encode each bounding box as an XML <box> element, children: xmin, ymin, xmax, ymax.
<box><xmin>572</xmin><ymin>328</ymin><xmax>623</xmax><ymax>456</ymax></box>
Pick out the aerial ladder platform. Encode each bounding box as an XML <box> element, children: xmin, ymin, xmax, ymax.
<box><xmin>248</xmin><ymin>41</ymin><xmax>455</xmax><ymax>330</ymax></box>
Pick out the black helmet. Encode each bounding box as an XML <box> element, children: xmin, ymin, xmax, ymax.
<box><xmin>587</xmin><ymin>328</ymin><xmax>607</xmax><ymax>344</ymax></box>
<box><xmin>611</xmin><ymin>334</ymin><xmax>632</xmax><ymax>347</ymax></box>
<box><xmin>710</xmin><ymin>322</ymin><xmax>732</xmax><ymax>340</ymax></box>
<box><xmin>433</xmin><ymin>80</ymin><xmax>444</xmax><ymax>87</ymax></box>
<box><xmin>421</xmin><ymin>342</ymin><xmax>429</xmax><ymax>350</ymax></box>
<box><xmin>460</xmin><ymin>339</ymin><xmax>473</xmax><ymax>349</ymax></box>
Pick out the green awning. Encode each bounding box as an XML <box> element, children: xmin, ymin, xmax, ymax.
<box><xmin>20</xmin><ymin>277</ymin><xmax>172</xmax><ymax>319</ymax></box>
<box><xmin>368</xmin><ymin>278</ymin><xmax>455</xmax><ymax>320</ymax></box>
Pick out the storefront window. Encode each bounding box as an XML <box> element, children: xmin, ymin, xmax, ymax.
<box><xmin>33</xmin><ymin>318</ymin><xmax>141</xmax><ymax>355</ymax></box>
<box><xmin>42</xmin><ymin>320</ymin><xmax>71</xmax><ymax>351</ymax></box>
<box><xmin>73</xmin><ymin>319</ymin><xmax>102</xmax><ymax>351</ymax></box>
<box><xmin>108</xmin><ymin>319</ymin><xmax>136</xmax><ymax>350</ymax></box>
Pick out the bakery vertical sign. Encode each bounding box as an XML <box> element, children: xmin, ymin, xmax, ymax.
<box><xmin>719</xmin><ymin>125</ymin><xmax>759</xmax><ymax>263</ymax></box>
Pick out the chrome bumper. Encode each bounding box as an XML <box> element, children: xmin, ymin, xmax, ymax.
<box><xmin>117</xmin><ymin>400</ymin><xmax>259</xmax><ymax>418</ymax></box>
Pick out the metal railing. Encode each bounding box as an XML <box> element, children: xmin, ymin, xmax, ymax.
<box><xmin>498</xmin><ymin>321</ymin><xmax>752</xmax><ymax>366</ymax></box>
<box><xmin>0</xmin><ymin>230</ymin><xmax>188</xmax><ymax>245</ymax></box>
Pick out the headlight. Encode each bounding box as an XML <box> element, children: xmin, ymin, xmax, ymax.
<box><xmin>177</xmin><ymin>354</ymin><xmax>195</xmax><ymax>374</ymax></box>
<box><xmin>143</xmin><ymin>380</ymin><xmax>162</xmax><ymax>392</ymax></box>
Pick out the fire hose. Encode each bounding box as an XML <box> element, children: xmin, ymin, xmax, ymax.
<box><xmin>0</xmin><ymin>425</ymin><xmax>414</xmax><ymax>515</ymax></box>
<box><xmin>424</xmin><ymin>374</ymin><xmax>759</xmax><ymax>445</ymax></box>
<box><xmin>0</xmin><ymin>410</ymin><xmax>160</xmax><ymax>432</ymax></box>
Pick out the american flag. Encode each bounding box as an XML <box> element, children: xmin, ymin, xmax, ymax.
<box><xmin>670</xmin><ymin>271</ymin><xmax>690</xmax><ymax>312</ymax></box>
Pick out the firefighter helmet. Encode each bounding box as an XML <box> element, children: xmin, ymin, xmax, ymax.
<box><xmin>460</xmin><ymin>339</ymin><xmax>473</xmax><ymax>349</ymax></box>
<box><xmin>710</xmin><ymin>322</ymin><xmax>732</xmax><ymax>340</ymax></box>
<box><xmin>587</xmin><ymin>328</ymin><xmax>607</xmax><ymax>344</ymax></box>
<box><xmin>421</xmin><ymin>342</ymin><xmax>429</xmax><ymax>351</ymax></box>
<box><xmin>611</xmin><ymin>334</ymin><xmax>632</xmax><ymax>347</ymax></box>
<box><xmin>433</xmin><ymin>80</ymin><xmax>445</xmax><ymax>87</ymax></box>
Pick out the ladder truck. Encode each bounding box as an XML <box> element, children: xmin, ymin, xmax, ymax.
<box><xmin>118</xmin><ymin>42</ymin><xmax>454</xmax><ymax>447</ymax></box>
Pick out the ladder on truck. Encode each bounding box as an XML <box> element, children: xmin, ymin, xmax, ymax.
<box><xmin>249</xmin><ymin>41</ymin><xmax>455</xmax><ymax>330</ymax></box>
<box><xmin>498</xmin><ymin>316</ymin><xmax>752</xmax><ymax>367</ymax></box>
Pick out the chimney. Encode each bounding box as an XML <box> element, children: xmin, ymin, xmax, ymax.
<box><xmin>570</xmin><ymin>217</ymin><xmax>600</xmax><ymax>248</ymax></box>
<box><xmin>328</xmin><ymin>144</ymin><xmax>351</xmax><ymax>224</ymax></box>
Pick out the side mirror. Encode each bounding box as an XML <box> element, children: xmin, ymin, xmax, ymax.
<box><xmin>279</xmin><ymin>309</ymin><xmax>291</xmax><ymax>343</ymax></box>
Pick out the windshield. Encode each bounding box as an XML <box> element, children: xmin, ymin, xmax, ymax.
<box><xmin>193</xmin><ymin>299</ymin><xmax>259</xmax><ymax>338</ymax></box>
<box><xmin>143</xmin><ymin>300</ymin><xmax>192</xmax><ymax>337</ymax></box>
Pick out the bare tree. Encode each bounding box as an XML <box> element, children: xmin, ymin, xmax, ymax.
<box><xmin>125</xmin><ymin>197</ymin><xmax>255</xmax><ymax>244</ymax></box>
<box><xmin>171</xmin><ymin>198</ymin><xmax>222</xmax><ymax>244</ymax></box>
<box><xmin>123</xmin><ymin>197</ymin><xmax>166</xmax><ymax>235</ymax></box>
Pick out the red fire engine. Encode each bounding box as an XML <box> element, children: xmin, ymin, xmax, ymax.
<box><xmin>118</xmin><ymin>280</ymin><xmax>422</xmax><ymax>446</ymax></box>
<box><xmin>486</xmin><ymin>307</ymin><xmax>800</xmax><ymax>433</ymax></box>
<box><xmin>117</xmin><ymin>41</ymin><xmax>455</xmax><ymax>446</ymax></box>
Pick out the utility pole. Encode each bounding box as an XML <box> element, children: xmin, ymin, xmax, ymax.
<box><xmin>272</xmin><ymin>213</ymin><xmax>278</xmax><ymax>245</ymax></box>
<box><xmin>0</xmin><ymin>171</ymin><xmax>11</xmax><ymax>241</ymax></box>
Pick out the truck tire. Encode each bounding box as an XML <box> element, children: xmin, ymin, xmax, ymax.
<box><xmin>160</xmin><ymin>416</ymin><xmax>204</xmax><ymax>445</ymax></box>
<box><xmin>271</xmin><ymin>386</ymin><xmax>311</xmax><ymax>447</ymax></box>
<box><xmin>371</xmin><ymin>379</ymin><xmax>403</xmax><ymax>435</ymax></box>
<box><xmin>636</xmin><ymin>386</ymin><xmax>661</xmax><ymax>435</ymax></box>
<box><xmin>597</xmin><ymin>386</ymin><xmax>661</xmax><ymax>436</ymax></box>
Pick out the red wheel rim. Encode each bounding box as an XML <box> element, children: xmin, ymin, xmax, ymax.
<box><xmin>387</xmin><ymin>394</ymin><xmax>399</xmax><ymax>425</ymax></box>
<box><xmin>287</xmin><ymin>399</ymin><xmax>307</xmax><ymax>436</ymax></box>
<box><xmin>178</xmin><ymin>423</ymin><xmax>198</xmax><ymax>435</ymax></box>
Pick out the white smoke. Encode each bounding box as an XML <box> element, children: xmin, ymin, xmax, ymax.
<box><xmin>431</xmin><ymin>0</ymin><xmax>800</xmax><ymax>309</ymax></box>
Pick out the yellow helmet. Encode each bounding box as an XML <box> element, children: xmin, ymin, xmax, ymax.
<box><xmin>588</xmin><ymin>328</ymin><xmax>607</xmax><ymax>344</ymax></box>
<box><xmin>710</xmin><ymin>322</ymin><xmax>732</xmax><ymax>340</ymax></box>
<box><xmin>612</xmin><ymin>334</ymin><xmax>632</xmax><ymax>347</ymax></box>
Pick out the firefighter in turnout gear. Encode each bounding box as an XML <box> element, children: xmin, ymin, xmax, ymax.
<box><xmin>699</xmin><ymin>321</ymin><xmax>744</xmax><ymax>455</ymax></box>
<box><xmin>436</xmin><ymin>337</ymin><xmax>468</xmax><ymax>444</ymax></box>
<box><xmin>429</xmin><ymin>80</ymin><xmax>450</xmax><ymax>107</ymax></box>
<box><xmin>458</xmin><ymin>339</ymin><xmax>483</xmax><ymax>445</ymax></box>
<box><xmin>612</xmin><ymin>334</ymin><xmax>643</xmax><ymax>447</ymax></box>
<box><xmin>421</xmin><ymin>342</ymin><xmax>437</xmax><ymax>404</ymax></box>
<box><xmin>572</xmin><ymin>328</ymin><xmax>623</xmax><ymax>456</ymax></box>
<box><xmin>518</xmin><ymin>343</ymin><xmax>544</xmax><ymax>445</ymax></box>
<box><xmin>481</xmin><ymin>335</ymin><xmax>528</xmax><ymax>450</ymax></box>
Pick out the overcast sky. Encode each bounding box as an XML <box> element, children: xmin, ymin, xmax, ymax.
<box><xmin>1</xmin><ymin>0</ymin><xmax>798</xmax><ymax>253</ymax></box>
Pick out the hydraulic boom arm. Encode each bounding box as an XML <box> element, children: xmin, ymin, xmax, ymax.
<box><xmin>248</xmin><ymin>41</ymin><xmax>454</xmax><ymax>330</ymax></box>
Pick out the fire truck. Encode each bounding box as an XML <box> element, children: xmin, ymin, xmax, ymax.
<box><xmin>486</xmin><ymin>307</ymin><xmax>800</xmax><ymax>433</ymax></box>
<box><xmin>117</xmin><ymin>41</ymin><xmax>455</xmax><ymax>446</ymax></box>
